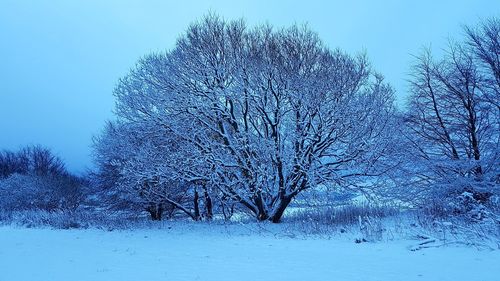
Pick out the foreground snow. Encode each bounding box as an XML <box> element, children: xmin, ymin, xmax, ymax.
<box><xmin>0</xmin><ymin>224</ymin><xmax>498</xmax><ymax>281</ymax></box>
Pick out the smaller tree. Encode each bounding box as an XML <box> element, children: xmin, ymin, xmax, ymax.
<box><xmin>0</xmin><ymin>145</ymin><xmax>67</xmax><ymax>179</ymax></box>
<box><xmin>93</xmin><ymin>121</ymin><xmax>215</xmax><ymax>221</ymax></box>
<box><xmin>0</xmin><ymin>145</ymin><xmax>83</xmax><ymax>213</ymax></box>
<box><xmin>399</xmin><ymin>18</ymin><xmax>500</xmax><ymax>218</ymax></box>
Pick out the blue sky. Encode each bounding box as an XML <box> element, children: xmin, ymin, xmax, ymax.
<box><xmin>0</xmin><ymin>0</ymin><xmax>498</xmax><ymax>173</ymax></box>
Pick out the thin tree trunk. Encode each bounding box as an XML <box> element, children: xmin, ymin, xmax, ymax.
<box><xmin>255</xmin><ymin>194</ymin><xmax>269</xmax><ymax>221</ymax></box>
<box><xmin>193</xmin><ymin>188</ymin><xmax>200</xmax><ymax>221</ymax></box>
<box><xmin>147</xmin><ymin>204</ymin><xmax>163</xmax><ymax>221</ymax></box>
<box><xmin>204</xmin><ymin>187</ymin><xmax>213</xmax><ymax>220</ymax></box>
<box><xmin>466</xmin><ymin>100</ymin><xmax>482</xmax><ymax>176</ymax></box>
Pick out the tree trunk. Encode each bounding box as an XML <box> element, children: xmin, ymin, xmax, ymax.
<box><xmin>221</xmin><ymin>201</ymin><xmax>234</xmax><ymax>221</ymax></box>
<box><xmin>269</xmin><ymin>196</ymin><xmax>293</xmax><ymax>223</ymax></box>
<box><xmin>147</xmin><ymin>204</ymin><xmax>163</xmax><ymax>221</ymax></box>
<box><xmin>204</xmin><ymin>188</ymin><xmax>213</xmax><ymax>220</ymax></box>
<box><xmin>157</xmin><ymin>204</ymin><xmax>163</xmax><ymax>220</ymax></box>
<box><xmin>257</xmin><ymin>211</ymin><xmax>269</xmax><ymax>221</ymax></box>
<box><xmin>165</xmin><ymin>204</ymin><xmax>177</xmax><ymax>219</ymax></box>
<box><xmin>468</xmin><ymin>110</ymin><xmax>482</xmax><ymax>176</ymax></box>
<box><xmin>255</xmin><ymin>193</ymin><xmax>269</xmax><ymax>221</ymax></box>
<box><xmin>193</xmin><ymin>188</ymin><xmax>201</xmax><ymax>221</ymax></box>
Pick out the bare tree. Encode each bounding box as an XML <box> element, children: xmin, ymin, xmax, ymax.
<box><xmin>0</xmin><ymin>145</ymin><xmax>67</xmax><ymax>178</ymax></box>
<box><xmin>402</xmin><ymin>18</ymin><xmax>500</xmax><ymax>211</ymax></box>
<box><xmin>0</xmin><ymin>146</ymin><xmax>83</xmax><ymax>213</ymax></box>
<box><xmin>464</xmin><ymin>17</ymin><xmax>500</xmax><ymax>111</ymax></box>
<box><xmin>110</xmin><ymin>14</ymin><xmax>397</xmax><ymax>222</ymax></box>
<box><xmin>93</xmin><ymin>120</ymin><xmax>215</xmax><ymax>221</ymax></box>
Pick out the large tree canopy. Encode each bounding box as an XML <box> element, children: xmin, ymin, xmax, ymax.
<box><xmin>100</xmin><ymin>15</ymin><xmax>397</xmax><ymax>222</ymax></box>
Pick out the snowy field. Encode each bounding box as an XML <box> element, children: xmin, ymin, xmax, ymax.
<box><xmin>1</xmin><ymin>224</ymin><xmax>499</xmax><ymax>281</ymax></box>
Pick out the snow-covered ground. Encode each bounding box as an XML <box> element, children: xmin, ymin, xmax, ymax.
<box><xmin>0</xmin><ymin>224</ymin><xmax>498</xmax><ymax>281</ymax></box>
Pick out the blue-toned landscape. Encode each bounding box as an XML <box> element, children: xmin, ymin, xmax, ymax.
<box><xmin>1</xmin><ymin>1</ymin><xmax>499</xmax><ymax>280</ymax></box>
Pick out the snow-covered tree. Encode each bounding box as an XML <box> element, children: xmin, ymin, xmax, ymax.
<box><xmin>400</xmin><ymin>18</ymin><xmax>500</xmax><ymax>215</ymax></box>
<box><xmin>93</xmin><ymin>121</ymin><xmax>214</xmax><ymax>220</ymax></box>
<box><xmin>0</xmin><ymin>146</ymin><xmax>82</xmax><ymax>213</ymax></box>
<box><xmin>0</xmin><ymin>145</ymin><xmax>67</xmax><ymax>179</ymax></box>
<box><xmin>108</xmin><ymin>14</ymin><xmax>398</xmax><ymax>222</ymax></box>
<box><xmin>464</xmin><ymin>17</ymin><xmax>500</xmax><ymax>112</ymax></box>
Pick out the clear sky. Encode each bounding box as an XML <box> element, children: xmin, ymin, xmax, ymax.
<box><xmin>0</xmin><ymin>0</ymin><xmax>498</xmax><ymax>173</ymax></box>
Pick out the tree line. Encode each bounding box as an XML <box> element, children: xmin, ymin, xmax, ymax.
<box><xmin>1</xmin><ymin>15</ymin><xmax>498</xmax><ymax>224</ymax></box>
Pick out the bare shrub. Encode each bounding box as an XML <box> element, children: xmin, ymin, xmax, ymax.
<box><xmin>284</xmin><ymin>204</ymin><xmax>399</xmax><ymax>226</ymax></box>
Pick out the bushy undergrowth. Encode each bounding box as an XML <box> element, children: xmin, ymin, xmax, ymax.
<box><xmin>284</xmin><ymin>204</ymin><xmax>399</xmax><ymax>226</ymax></box>
<box><xmin>0</xmin><ymin>210</ymin><xmax>85</xmax><ymax>229</ymax></box>
<box><xmin>0</xmin><ymin>209</ymin><xmax>138</xmax><ymax>230</ymax></box>
<box><xmin>415</xmin><ymin>200</ymin><xmax>500</xmax><ymax>244</ymax></box>
<box><xmin>276</xmin><ymin>204</ymin><xmax>399</xmax><ymax>239</ymax></box>
<box><xmin>419</xmin><ymin>192</ymin><xmax>500</xmax><ymax>224</ymax></box>
<box><xmin>1</xmin><ymin>202</ymin><xmax>498</xmax><ymax>247</ymax></box>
